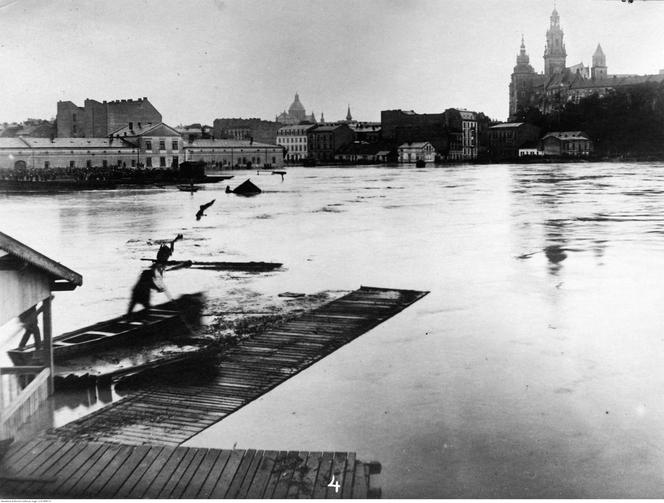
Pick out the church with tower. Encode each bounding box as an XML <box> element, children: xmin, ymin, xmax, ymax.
<box><xmin>509</xmin><ymin>7</ymin><xmax>664</xmax><ymax>121</ymax></box>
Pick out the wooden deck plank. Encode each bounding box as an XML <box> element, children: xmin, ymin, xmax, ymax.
<box><xmin>66</xmin><ymin>443</ymin><xmax>124</xmax><ymax>495</ymax></box>
<box><xmin>52</xmin><ymin>443</ymin><xmax>114</xmax><ymax>496</ymax></box>
<box><xmin>245</xmin><ymin>450</ymin><xmax>278</xmax><ymax>499</ymax></box>
<box><xmin>180</xmin><ymin>448</ymin><xmax>223</xmax><ymax>499</ymax></box>
<box><xmin>261</xmin><ymin>450</ymin><xmax>287</xmax><ymax>499</ymax></box>
<box><xmin>115</xmin><ymin>445</ymin><xmax>175</xmax><ymax>498</ymax></box>
<box><xmin>94</xmin><ymin>444</ymin><xmax>151</xmax><ymax>498</ymax></box>
<box><xmin>328</xmin><ymin>452</ymin><xmax>348</xmax><ymax>499</ymax></box>
<box><xmin>351</xmin><ymin>462</ymin><xmax>368</xmax><ymax>499</ymax></box>
<box><xmin>271</xmin><ymin>451</ymin><xmax>300</xmax><ymax>499</ymax></box>
<box><xmin>224</xmin><ymin>448</ymin><xmax>259</xmax><ymax>499</ymax></box>
<box><xmin>156</xmin><ymin>447</ymin><xmax>202</xmax><ymax>498</ymax></box>
<box><xmin>286</xmin><ymin>451</ymin><xmax>310</xmax><ymax>499</ymax></box>
<box><xmin>296</xmin><ymin>451</ymin><xmax>322</xmax><ymax>499</ymax></box>
<box><xmin>140</xmin><ymin>445</ymin><xmax>190</xmax><ymax>499</ymax></box>
<box><xmin>208</xmin><ymin>448</ymin><xmax>245</xmax><ymax>499</ymax></box>
<box><xmin>82</xmin><ymin>444</ymin><xmax>134</xmax><ymax>496</ymax></box>
<box><xmin>312</xmin><ymin>451</ymin><xmax>334</xmax><ymax>499</ymax></box>
<box><xmin>10</xmin><ymin>439</ymin><xmax>65</xmax><ymax>474</ymax></box>
<box><xmin>235</xmin><ymin>449</ymin><xmax>266</xmax><ymax>499</ymax></box>
<box><xmin>168</xmin><ymin>448</ymin><xmax>210</xmax><ymax>499</ymax></box>
<box><xmin>196</xmin><ymin>449</ymin><xmax>233</xmax><ymax>499</ymax></box>
<box><xmin>341</xmin><ymin>452</ymin><xmax>356</xmax><ymax>499</ymax></box>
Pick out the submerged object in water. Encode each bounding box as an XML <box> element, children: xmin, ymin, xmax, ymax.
<box><xmin>226</xmin><ymin>179</ymin><xmax>261</xmax><ymax>196</ymax></box>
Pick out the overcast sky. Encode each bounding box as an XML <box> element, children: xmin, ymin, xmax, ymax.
<box><xmin>0</xmin><ymin>0</ymin><xmax>662</xmax><ymax>125</ymax></box>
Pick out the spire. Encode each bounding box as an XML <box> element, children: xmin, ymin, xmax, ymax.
<box><xmin>591</xmin><ymin>43</ymin><xmax>607</xmax><ymax>79</ymax></box>
<box><xmin>514</xmin><ymin>35</ymin><xmax>533</xmax><ymax>72</ymax></box>
<box><xmin>320</xmin><ymin>111</ymin><xmax>325</xmax><ymax>123</ymax></box>
<box><xmin>544</xmin><ymin>4</ymin><xmax>566</xmax><ymax>76</ymax></box>
<box><xmin>346</xmin><ymin>105</ymin><xmax>352</xmax><ymax>122</ymax></box>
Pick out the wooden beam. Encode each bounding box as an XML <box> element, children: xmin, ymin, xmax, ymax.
<box><xmin>42</xmin><ymin>297</ymin><xmax>54</xmax><ymax>395</ymax></box>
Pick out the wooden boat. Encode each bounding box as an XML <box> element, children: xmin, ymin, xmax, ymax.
<box><xmin>6</xmin><ymin>299</ymin><xmax>197</xmax><ymax>365</ymax></box>
<box><xmin>177</xmin><ymin>184</ymin><xmax>203</xmax><ymax>192</ymax></box>
<box><xmin>141</xmin><ymin>258</ymin><xmax>283</xmax><ymax>272</ymax></box>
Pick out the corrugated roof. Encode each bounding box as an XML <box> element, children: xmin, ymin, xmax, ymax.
<box><xmin>20</xmin><ymin>138</ymin><xmax>132</xmax><ymax>149</ymax></box>
<box><xmin>0</xmin><ymin>138</ymin><xmax>28</xmax><ymax>148</ymax></box>
<box><xmin>489</xmin><ymin>122</ymin><xmax>526</xmax><ymax>129</ymax></box>
<box><xmin>542</xmin><ymin>131</ymin><xmax>589</xmax><ymax>141</ymax></box>
<box><xmin>185</xmin><ymin>139</ymin><xmax>279</xmax><ymax>148</ymax></box>
<box><xmin>398</xmin><ymin>142</ymin><xmax>432</xmax><ymax>149</ymax></box>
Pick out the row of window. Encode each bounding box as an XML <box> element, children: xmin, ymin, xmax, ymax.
<box><xmin>144</xmin><ymin>140</ymin><xmax>180</xmax><ymax>151</ymax></box>
<box><xmin>40</xmin><ymin>156</ymin><xmax>180</xmax><ymax>169</ymax></box>
<box><xmin>278</xmin><ymin>137</ymin><xmax>307</xmax><ymax>143</ymax></box>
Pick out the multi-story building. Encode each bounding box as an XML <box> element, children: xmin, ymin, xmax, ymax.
<box><xmin>306</xmin><ymin>124</ymin><xmax>354</xmax><ymax>162</ymax></box>
<box><xmin>212</xmin><ymin>118</ymin><xmax>282</xmax><ymax>145</ymax></box>
<box><xmin>183</xmin><ymin>139</ymin><xmax>283</xmax><ymax>168</ymax></box>
<box><xmin>276</xmin><ymin>124</ymin><xmax>315</xmax><ymax>162</ymax></box>
<box><xmin>110</xmin><ymin>122</ymin><xmax>182</xmax><ymax>168</ymax></box>
<box><xmin>56</xmin><ymin>97</ymin><xmax>162</xmax><ymax>138</ymax></box>
<box><xmin>444</xmin><ymin>108</ymin><xmax>479</xmax><ymax>160</ymax></box>
<box><xmin>349</xmin><ymin>122</ymin><xmax>381</xmax><ymax>143</ymax></box>
<box><xmin>488</xmin><ymin>122</ymin><xmax>541</xmax><ymax>160</ymax></box>
<box><xmin>508</xmin><ymin>8</ymin><xmax>664</xmax><ymax>120</ymax></box>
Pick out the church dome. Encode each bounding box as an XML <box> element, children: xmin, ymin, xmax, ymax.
<box><xmin>288</xmin><ymin>93</ymin><xmax>305</xmax><ymax>114</ymax></box>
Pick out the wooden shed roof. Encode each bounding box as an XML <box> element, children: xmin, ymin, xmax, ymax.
<box><xmin>0</xmin><ymin>232</ymin><xmax>82</xmax><ymax>290</ymax></box>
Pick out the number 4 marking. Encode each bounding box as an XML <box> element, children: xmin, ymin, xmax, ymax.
<box><xmin>328</xmin><ymin>474</ymin><xmax>341</xmax><ymax>493</ymax></box>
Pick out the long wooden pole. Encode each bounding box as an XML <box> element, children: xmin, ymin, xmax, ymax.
<box><xmin>42</xmin><ymin>296</ymin><xmax>54</xmax><ymax>395</ymax></box>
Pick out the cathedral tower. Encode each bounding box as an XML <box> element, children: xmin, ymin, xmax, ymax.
<box><xmin>543</xmin><ymin>7</ymin><xmax>566</xmax><ymax>76</ymax></box>
<box><xmin>591</xmin><ymin>44</ymin><xmax>607</xmax><ymax>80</ymax></box>
<box><xmin>509</xmin><ymin>36</ymin><xmax>538</xmax><ymax>120</ymax></box>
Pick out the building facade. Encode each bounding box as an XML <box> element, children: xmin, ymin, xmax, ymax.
<box><xmin>541</xmin><ymin>131</ymin><xmax>593</xmax><ymax>156</ymax></box>
<box><xmin>509</xmin><ymin>8</ymin><xmax>664</xmax><ymax>120</ymax></box>
<box><xmin>398</xmin><ymin>142</ymin><xmax>436</xmax><ymax>163</ymax></box>
<box><xmin>183</xmin><ymin>139</ymin><xmax>284</xmax><ymax>168</ymax></box>
<box><xmin>0</xmin><ymin>137</ymin><xmax>139</xmax><ymax>170</ymax></box>
<box><xmin>276</xmin><ymin>125</ymin><xmax>315</xmax><ymax>162</ymax></box>
<box><xmin>488</xmin><ymin>122</ymin><xmax>541</xmax><ymax>160</ymax></box>
<box><xmin>110</xmin><ymin>122</ymin><xmax>183</xmax><ymax>168</ymax></box>
<box><xmin>306</xmin><ymin>124</ymin><xmax>354</xmax><ymax>162</ymax></box>
<box><xmin>56</xmin><ymin>97</ymin><xmax>162</xmax><ymax>138</ymax></box>
<box><xmin>212</xmin><ymin>118</ymin><xmax>282</xmax><ymax>145</ymax></box>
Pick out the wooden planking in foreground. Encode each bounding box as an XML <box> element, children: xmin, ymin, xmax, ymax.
<box><xmin>0</xmin><ymin>439</ymin><xmax>379</xmax><ymax>499</ymax></box>
<box><xmin>50</xmin><ymin>286</ymin><xmax>428</xmax><ymax>446</ymax></box>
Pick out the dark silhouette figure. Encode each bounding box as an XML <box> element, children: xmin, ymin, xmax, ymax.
<box><xmin>156</xmin><ymin>233</ymin><xmax>183</xmax><ymax>264</ymax></box>
<box><xmin>126</xmin><ymin>264</ymin><xmax>165</xmax><ymax>317</ymax></box>
<box><xmin>196</xmin><ymin>199</ymin><xmax>215</xmax><ymax>220</ymax></box>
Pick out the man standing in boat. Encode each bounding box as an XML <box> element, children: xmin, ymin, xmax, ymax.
<box><xmin>126</xmin><ymin>263</ymin><xmax>166</xmax><ymax>318</ymax></box>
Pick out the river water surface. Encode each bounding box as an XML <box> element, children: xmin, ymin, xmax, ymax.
<box><xmin>2</xmin><ymin>163</ymin><xmax>664</xmax><ymax>497</ymax></box>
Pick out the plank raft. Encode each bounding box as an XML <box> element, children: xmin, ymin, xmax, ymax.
<box><xmin>50</xmin><ymin>286</ymin><xmax>428</xmax><ymax>446</ymax></box>
<box><xmin>0</xmin><ymin>439</ymin><xmax>380</xmax><ymax>498</ymax></box>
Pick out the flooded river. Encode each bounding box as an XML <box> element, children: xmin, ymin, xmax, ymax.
<box><xmin>3</xmin><ymin>163</ymin><xmax>664</xmax><ymax>497</ymax></box>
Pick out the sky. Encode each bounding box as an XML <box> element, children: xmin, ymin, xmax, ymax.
<box><xmin>0</xmin><ymin>0</ymin><xmax>663</xmax><ymax>124</ymax></box>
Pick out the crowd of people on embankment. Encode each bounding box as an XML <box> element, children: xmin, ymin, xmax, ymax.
<box><xmin>0</xmin><ymin>166</ymin><xmax>180</xmax><ymax>183</ymax></box>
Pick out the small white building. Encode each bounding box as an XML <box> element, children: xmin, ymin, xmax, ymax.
<box><xmin>398</xmin><ymin>142</ymin><xmax>436</xmax><ymax>163</ymax></box>
<box><xmin>276</xmin><ymin>124</ymin><xmax>315</xmax><ymax>162</ymax></box>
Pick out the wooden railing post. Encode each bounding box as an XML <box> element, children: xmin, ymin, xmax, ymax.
<box><xmin>42</xmin><ymin>296</ymin><xmax>54</xmax><ymax>395</ymax></box>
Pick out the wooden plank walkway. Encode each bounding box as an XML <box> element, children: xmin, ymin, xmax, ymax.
<box><xmin>0</xmin><ymin>439</ymin><xmax>380</xmax><ymax>498</ymax></box>
<box><xmin>50</xmin><ymin>286</ymin><xmax>428</xmax><ymax>446</ymax></box>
